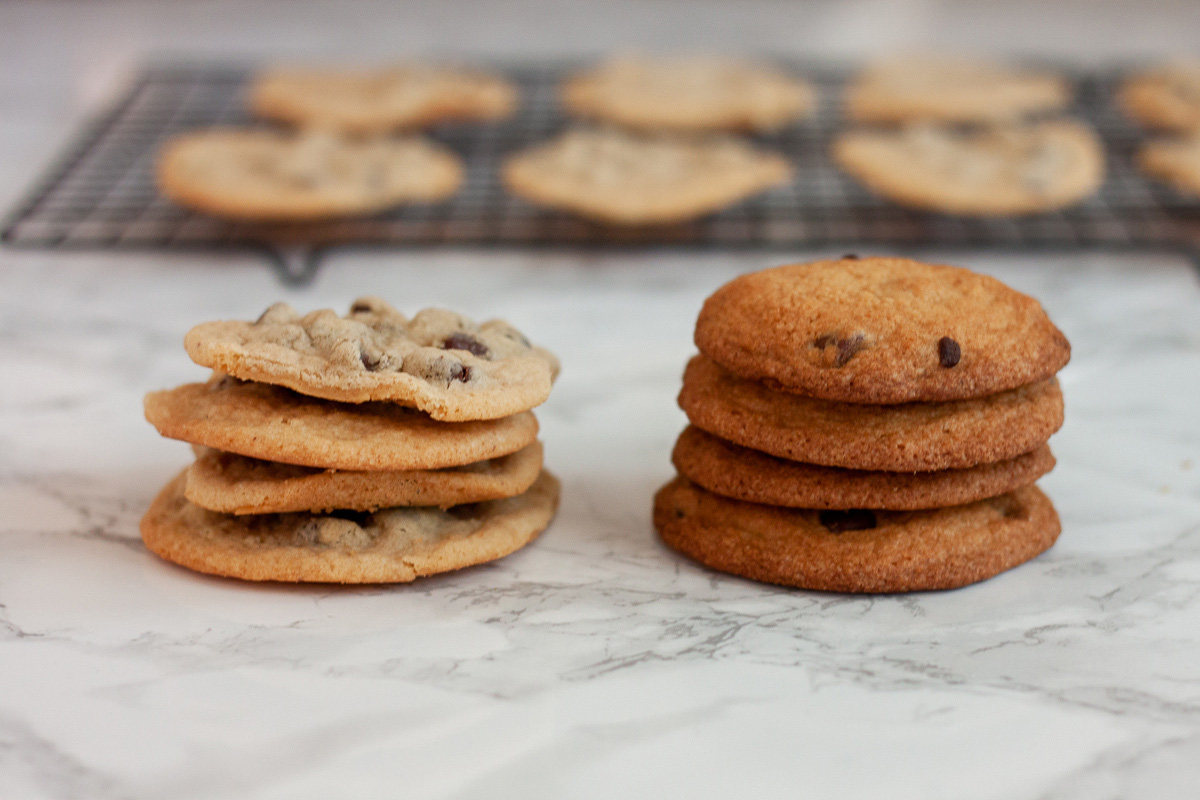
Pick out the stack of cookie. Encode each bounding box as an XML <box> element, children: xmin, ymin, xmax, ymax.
<box><xmin>141</xmin><ymin>297</ymin><xmax>560</xmax><ymax>584</ymax></box>
<box><xmin>655</xmin><ymin>256</ymin><xmax>1069</xmax><ymax>593</ymax></box>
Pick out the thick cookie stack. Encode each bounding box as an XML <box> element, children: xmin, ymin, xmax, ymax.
<box><xmin>141</xmin><ymin>297</ymin><xmax>560</xmax><ymax>584</ymax></box>
<box><xmin>654</xmin><ymin>256</ymin><xmax>1070</xmax><ymax>593</ymax></box>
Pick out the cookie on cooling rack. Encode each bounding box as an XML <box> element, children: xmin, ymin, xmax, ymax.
<box><xmin>250</xmin><ymin>64</ymin><xmax>517</xmax><ymax>133</ymax></box>
<box><xmin>156</xmin><ymin>129</ymin><xmax>463</xmax><ymax>221</ymax></box>
<box><xmin>832</xmin><ymin>120</ymin><xmax>1104</xmax><ymax>215</ymax></box>
<box><xmin>562</xmin><ymin>55</ymin><xmax>815</xmax><ymax>132</ymax></box>
<box><xmin>1137</xmin><ymin>133</ymin><xmax>1200</xmax><ymax>197</ymax></box>
<box><xmin>844</xmin><ymin>55</ymin><xmax>1070</xmax><ymax>124</ymax></box>
<box><xmin>501</xmin><ymin>127</ymin><xmax>792</xmax><ymax>224</ymax></box>
<box><xmin>1120</xmin><ymin>59</ymin><xmax>1200</xmax><ymax>133</ymax></box>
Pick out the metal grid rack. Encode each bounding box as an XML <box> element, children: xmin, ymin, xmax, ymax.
<box><xmin>3</xmin><ymin>62</ymin><xmax>1198</xmax><ymax>285</ymax></box>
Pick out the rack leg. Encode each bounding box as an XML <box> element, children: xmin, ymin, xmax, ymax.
<box><xmin>265</xmin><ymin>246</ymin><xmax>324</xmax><ymax>287</ymax></box>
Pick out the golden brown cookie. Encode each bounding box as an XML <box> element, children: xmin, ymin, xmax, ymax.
<box><xmin>1119</xmin><ymin>59</ymin><xmax>1200</xmax><ymax>133</ymax></box>
<box><xmin>653</xmin><ymin>476</ymin><xmax>1060</xmax><ymax>593</ymax></box>
<box><xmin>501</xmin><ymin>127</ymin><xmax>792</xmax><ymax>224</ymax></box>
<box><xmin>142</xmin><ymin>470</ymin><xmax>560</xmax><ymax>583</ymax></box>
<box><xmin>1137</xmin><ymin>134</ymin><xmax>1200</xmax><ymax>197</ymax></box>
<box><xmin>672</xmin><ymin>425</ymin><xmax>1055</xmax><ymax>510</ymax></box>
<box><xmin>144</xmin><ymin>377</ymin><xmax>538</xmax><ymax>471</ymax></box>
<box><xmin>250</xmin><ymin>64</ymin><xmax>517</xmax><ymax>133</ymax></box>
<box><xmin>185</xmin><ymin>441</ymin><xmax>544</xmax><ymax>515</ymax></box>
<box><xmin>832</xmin><ymin>121</ymin><xmax>1105</xmax><ymax>215</ymax></box>
<box><xmin>184</xmin><ymin>297</ymin><xmax>559</xmax><ymax>421</ymax></box>
<box><xmin>678</xmin><ymin>356</ymin><xmax>1063</xmax><ymax>472</ymax></box>
<box><xmin>156</xmin><ymin>129</ymin><xmax>463</xmax><ymax>221</ymax></box>
<box><xmin>844</xmin><ymin>55</ymin><xmax>1070</xmax><ymax>124</ymax></box>
<box><xmin>694</xmin><ymin>257</ymin><xmax>1071</xmax><ymax>404</ymax></box>
<box><xmin>562</xmin><ymin>56</ymin><xmax>814</xmax><ymax>132</ymax></box>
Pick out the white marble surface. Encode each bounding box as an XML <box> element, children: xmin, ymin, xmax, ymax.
<box><xmin>2</xmin><ymin>248</ymin><xmax>1200</xmax><ymax>799</ymax></box>
<box><xmin>4</xmin><ymin>1</ymin><xmax>1200</xmax><ymax>797</ymax></box>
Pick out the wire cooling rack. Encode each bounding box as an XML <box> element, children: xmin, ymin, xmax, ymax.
<box><xmin>3</xmin><ymin>62</ymin><xmax>1198</xmax><ymax>285</ymax></box>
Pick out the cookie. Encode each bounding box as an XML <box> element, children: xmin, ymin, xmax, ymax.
<box><xmin>184</xmin><ymin>297</ymin><xmax>559</xmax><ymax>421</ymax></box>
<box><xmin>832</xmin><ymin>121</ymin><xmax>1105</xmax><ymax>215</ymax></box>
<box><xmin>678</xmin><ymin>356</ymin><xmax>1063</xmax><ymax>472</ymax></box>
<box><xmin>157</xmin><ymin>129</ymin><xmax>463</xmax><ymax>221</ymax></box>
<box><xmin>501</xmin><ymin>127</ymin><xmax>792</xmax><ymax>224</ymax></box>
<box><xmin>142</xmin><ymin>470</ymin><xmax>559</xmax><ymax>583</ymax></box>
<box><xmin>844</xmin><ymin>55</ymin><xmax>1070</xmax><ymax>124</ymax></box>
<box><xmin>1120</xmin><ymin>59</ymin><xmax>1200</xmax><ymax>133</ymax></box>
<box><xmin>672</xmin><ymin>425</ymin><xmax>1055</xmax><ymax>511</ymax></box>
<box><xmin>562</xmin><ymin>56</ymin><xmax>814</xmax><ymax>132</ymax></box>
<box><xmin>144</xmin><ymin>377</ymin><xmax>538</xmax><ymax>471</ymax></box>
<box><xmin>250</xmin><ymin>64</ymin><xmax>517</xmax><ymax>134</ymax></box>
<box><xmin>185</xmin><ymin>441</ymin><xmax>544</xmax><ymax>515</ymax></box>
<box><xmin>1137</xmin><ymin>134</ymin><xmax>1200</xmax><ymax>197</ymax></box>
<box><xmin>694</xmin><ymin>257</ymin><xmax>1071</xmax><ymax>404</ymax></box>
<box><xmin>653</xmin><ymin>476</ymin><xmax>1060</xmax><ymax>593</ymax></box>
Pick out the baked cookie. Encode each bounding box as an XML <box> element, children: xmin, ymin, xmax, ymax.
<box><xmin>1137</xmin><ymin>134</ymin><xmax>1200</xmax><ymax>197</ymax></box>
<box><xmin>250</xmin><ymin>64</ymin><xmax>517</xmax><ymax>133</ymax></box>
<box><xmin>157</xmin><ymin>129</ymin><xmax>463</xmax><ymax>220</ymax></box>
<box><xmin>672</xmin><ymin>425</ymin><xmax>1055</xmax><ymax>511</ymax></box>
<box><xmin>1120</xmin><ymin>59</ymin><xmax>1200</xmax><ymax>133</ymax></box>
<box><xmin>142</xmin><ymin>470</ymin><xmax>559</xmax><ymax>583</ymax></box>
<box><xmin>144</xmin><ymin>377</ymin><xmax>538</xmax><ymax>471</ymax></box>
<box><xmin>186</xmin><ymin>441</ymin><xmax>543</xmax><ymax>515</ymax></box>
<box><xmin>501</xmin><ymin>127</ymin><xmax>792</xmax><ymax>224</ymax></box>
<box><xmin>845</xmin><ymin>55</ymin><xmax>1070</xmax><ymax>124</ymax></box>
<box><xmin>677</xmin><ymin>356</ymin><xmax>1062</xmax><ymax>472</ymax></box>
<box><xmin>562</xmin><ymin>56</ymin><xmax>814</xmax><ymax>132</ymax></box>
<box><xmin>184</xmin><ymin>297</ymin><xmax>559</xmax><ymax>420</ymax></box>
<box><xmin>832</xmin><ymin>121</ymin><xmax>1105</xmax><ymax>215</ymax></box>
<box><xmin>694</xmin><ymin>257</ymin><xmax>1071</xmax><ymax>405</ymax></box>
<box><xmin>653</xmin><ymin>476</ymin><xmax>1060</xmax><ymax>593</ymax></box>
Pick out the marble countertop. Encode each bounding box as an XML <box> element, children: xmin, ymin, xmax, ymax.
<box><xmin>4</xmin><ymin>2</ymin><xmax>1200</xmax><ymax>798</ymax></box>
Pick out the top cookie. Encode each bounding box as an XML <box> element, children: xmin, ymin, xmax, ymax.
<box><xmin>250</xmin><ymin>64</ymin><xmax>518</xmax><ymax>133</ymax></box>
<box><xmin>562</xmin><ymin>56</ymin><xmax>815</xmax><ymax>132</ymax></box>
<box><xmin>1120</xmin><ymin>59</ymin><xmax>1200</xmax><ymax>133</ymax></box>
<box><xmin>845</xmin><ymin>55</ymin><xmax>1070</xmax><ymax>124</ymax></box>
<box><xmin>694</xmin><ymin>257</ymin><xmax>1070</xmax><ymax>404</ymax></box>
<box><xmin>184</xmin><ymin>297</ymin><xmax>559</xmax><ymax>421</ymax></box>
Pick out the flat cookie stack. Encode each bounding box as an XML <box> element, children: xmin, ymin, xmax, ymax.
<box><xmin>141</xmin><ymin>297</ymin><xmax>560</xmax><ymax>583</ymax></box>
<box><xmin>655</xmin><ymin>256</ymin><xmax>1070</xmax><ymax>593</ymax></box>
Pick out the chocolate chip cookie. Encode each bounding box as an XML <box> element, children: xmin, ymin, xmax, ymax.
<box><xmin>184</xmin><ymin>297</ymin><xmax>559</xmax><ymax>421</ymax></box>
<box><xmin>1120</xmin><ymin>59</ymin><xmax>1200</xmax><ymax>133</ymax></box>
<box><xmin>694</xmin><ymin>256</ymin><xmax>1070</xmax><ymax>405</ymax></box>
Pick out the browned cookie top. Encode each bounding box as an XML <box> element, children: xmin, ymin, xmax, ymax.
<box><xmin>694</xmin><ymin>257</ymin><xmax>1070</xmax><ymax>404</ymax></box>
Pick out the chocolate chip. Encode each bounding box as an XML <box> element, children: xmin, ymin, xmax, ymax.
<box><xmin>350</xmin><ymin>301</ymin><xmax>373</xmax><ymax>314</ymax></box>
<box><xmin>842</xmin><ymin>253</ymin><xmax>859</xmax><ymax>260</ymax></box>
<box><xmin>442</xmin><ymin>332</ymin><xmax>490</xmax><ymax>358</ymax></box>
<box><xmin>819</xmin><ymin>509</ymin><xmax>877</xmax><ymax>533</ymax></box>
<box><xmin>328</xmin><ymin>509</ymin><xmax>372</xmax><ymax>526</ymax></box>
<box><xmin>360</xmin><ymin>349</ymin><xmax>383</xmax><ymax>371</ymax></box>
<box><xmin>813</xmin><ymin>332</ymin><xmax>868</xmax><ymax>367</ymax></box>
<box><xmin>448</xmin><ymin>361</ymin><xmax>471</xmax><ymax>383</ymax></box>
<box><xmin>938</xmin><ymin>337</ymin><xmax>961</xmax><ymax>368</ymax></box>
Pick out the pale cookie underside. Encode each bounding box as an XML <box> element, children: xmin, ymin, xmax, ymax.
<box><xmin>673</xmin><ymin>425</ymin><xmax>1055</xmax><ymax>510</ymax></box>
<box><xmin>250</xmin><ymin>65</ymin><xmax>517</xmax><ymax>133</ymax></box>
<box><xmin>654</xmin><ymin>477</ymin><xmax>1060</xmax><ymax>593</ymax></box>
<box><xmin>678</xmin><ymin>356</ymin><xmax>1063</xmax><ymax>472</ymax></box>
<box><xmin>502</xmin><ymin>127</ymin><xmax>792</xmax><ymax>224</ymax></box>
<box><xmin>185</xmin><ymin>441</ymin><xmax>544</xmax><ymax>514</ymax></box>
<box><xmin>184</xmin><ymin>300</ymin><xmax>557</xmax><ymax>421</ymax></box>
<box><xmin>142</xmin><ymin>470</ymin><xmax>560</xmax><ymax>583</ymax></box>
<box><xmin>694</xmin><ymin>258</ymin><xmax>1071</xmax><ymax>404</ymax></box>
<box><xmin>1138</xmin><ymin>135</ymin><xmax>1200</xmax><ymax>197</ymax></box>
<box><xmin>833</xmin><ymin>121</ymin><xmax>1104</xmax><ymax>215</ymax></box>
<box><xmin>845</xmin><ymin>55</ymin><xmax>1070</xmax><ymax>123</ymax></box>
<box><xmin>157</xmin><ymin>129</ymin><xmax>463</xmax><ymax>221</ymax></box>
<box><xmin>562</xmin><ymin>56</ymin><xmax>815</xmax><ymax>132</ymax></box>
<box><xmin>144</xmin><ymin>380</ymin><xmax>539</xmax><ymax>471</ymax></box>
<box><xmin>1119</xmin><ymin>61</ymin><xmax>1200</xmax><ymax>133</ymax></box>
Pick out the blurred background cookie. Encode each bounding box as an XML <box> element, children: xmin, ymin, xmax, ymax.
<box><xmin>1119</xmin><ymin>58</ymin><xmax>1200</xmax><ymax>133</ymax></box>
